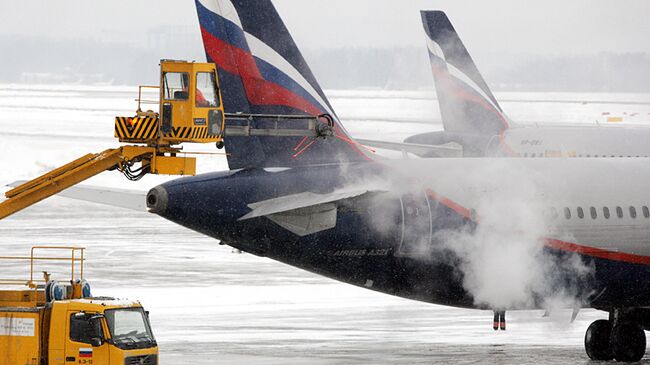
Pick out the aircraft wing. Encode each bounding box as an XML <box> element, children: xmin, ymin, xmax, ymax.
<box><xmin>7</xmin><ymin>181</ymin><xmax>147</xmax><ymax>212</ymax></box>
<box><xmin>239</xmin><ymin>189</ymin><xmax>383</xmax><ymax>236</ymax></box>
<box><xmin>356</xmin><ymin>138</ymin><xmax>463</xmax><ymax>157</ymax></box>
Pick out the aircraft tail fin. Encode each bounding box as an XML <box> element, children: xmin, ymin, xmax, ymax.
<box><xmin>421</xmin><ymin>11</ymin><xmax>510</xmax><ymax>135</ymax></box>
<box><xmin>195</xmin><ymin>0</ymin><xmax>372</xmax><ymax>168</ymax></box>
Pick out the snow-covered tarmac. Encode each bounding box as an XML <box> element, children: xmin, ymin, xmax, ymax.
<box><xmin>1</xmin><ymin>85</ymin><xmax>650</xmax><ymax>363</ymax></box>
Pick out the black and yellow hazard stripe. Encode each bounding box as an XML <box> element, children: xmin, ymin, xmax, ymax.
<box><xmin>166</xmin><ymin>126</ymin><xmax>191</xmax><ymax>139</ymax></box>
<box><xmin>163</xmin><ymin>126</ymin><xmax>216</xmax><ymax>141</ymax></box>
<box><xmin>115</xmin><ymin>117</ymin><xmax>159</xmax><ymax>141</ymax></box>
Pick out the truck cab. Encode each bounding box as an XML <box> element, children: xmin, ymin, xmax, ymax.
<box><xmin>50</xmin><ymin>299</ymin><xmax>157</xmax><ymax>365</ymax></box>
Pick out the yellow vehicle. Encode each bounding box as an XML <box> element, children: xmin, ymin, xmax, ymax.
<box><xmin>0</xmin><ymin>247</ymin><xmax>158</xmax><ymax>365</ymax></box>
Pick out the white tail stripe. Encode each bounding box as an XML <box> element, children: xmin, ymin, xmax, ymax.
<box><xmin>426</xmin><ymin>37</ymin><xmax>445</xmax><ymax>59</ymax></box>
<box><xmin>427</xmin><ymin>39</ymin><xmax>501</xmax><ymax>113</ymax></box>
<box><xmin>245</xmin><ymin>33</ymin><xmax>335</xmax><ymax>117</ymax></box>
<box><xmin>200</xmin><ymin>0</ymin><xmax>242</xmax><ymax>29</ymax></box>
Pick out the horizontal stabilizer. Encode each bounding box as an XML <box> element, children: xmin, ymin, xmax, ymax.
<box><xmin>356</xmin><ymin>138</ymin><xmax>462</xmax><ymax>158</ymax></box>
<box><xmin>239</xmin><ymin>189</ymin><xmax>376</xmax><ymax>221</ymax></box>
<box><xmin>8</xmin><ymin>181</ymin><xmax>147</xmax><ymax>212</ymax></box>
<box><xmin>267</xmin><ymin>203</ymin><xmax>337</xmax><ymax>237</ymax></box>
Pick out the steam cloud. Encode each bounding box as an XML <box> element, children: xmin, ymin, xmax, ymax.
<box><xmin>368</xmin><ymin>158</ymin><xmax>594</xmax><ymax>311</ymax></box>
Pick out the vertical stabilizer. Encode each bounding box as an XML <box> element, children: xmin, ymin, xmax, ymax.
<box><xmin>195</xmin><ymin>0</ymin><xmax>372</xmax><ymax>168</ymax></box>
<box><xmin>422</xmin><ymin>11</ymin><xmax>510</xmax><ymax>136</ymax></box>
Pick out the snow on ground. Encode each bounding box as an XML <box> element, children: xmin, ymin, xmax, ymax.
<box><xmin>1</xmin><ymin>85</ymin><xmax>650</xmax><ymax>363</ymax></box>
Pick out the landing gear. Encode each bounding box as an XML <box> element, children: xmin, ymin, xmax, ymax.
<box><xmin>610</xmin><ymin>322</ymin><xmax>646</xmax><ymax>362</ymax></box>
<box><xmin>585</xmin><ymin>319</ymin><xmax>613</xmax><ymax>360</ymax></box>
<box><xmin>585</xmin><ymin>316</ymin><xmax>646</xmax><ymax>362</ymax></box>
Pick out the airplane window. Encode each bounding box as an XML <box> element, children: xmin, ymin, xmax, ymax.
<box><xmin>616</xmin><ymin>206</ymin><xmax>623</xmax><ymax>218</ymax></box>
<box><xmin>523</xmin><ymin>153</ymin><xmax>528</xmax><ymax>157</ymax></box>
<box><xmin>546</xmin><ymin>207</ymin><xmax>558</xmax><ymax>220</ymax></box>
<box><xmin>577</xmin><ymin>207</ymin><xmax>584</xmax><ymax>219</ymax></box>
<box><xmin>590</xmin><ymin>207</ymin><xmax>597</xmax><ymax>219</ymax></box>
<box><xmin>643</xmin><ymin>206</ymin><xmax>650</xmax><ymax>218</ymax></box>
<box><xmin>603</xmin><ymin>207</ymin><xmax>610</xmax><ymax>219</ymax></box>
<box><xmin>630</xmin><ymin>206</ymin><xmax>637</xmax><ymax>219</ymax></box>
<box><xmin>586</xmin><ymin>155</ymin><xmax>591</xmax><ymax>158</ymax></box>
<box><xmin>564</xmin><ymin>207</ymin><xmax>571</xmax><ymax>219</ymax></box>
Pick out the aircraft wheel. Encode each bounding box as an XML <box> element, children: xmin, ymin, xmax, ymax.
<box><xmin>585</xmin><ymin>319</ymin><xmax>613</xmax><ymax>361</ymax></box>
<box><xmin>610</xmin><ymin>321</ymin><xmax>646</xmax><ymax>362</ymax></box>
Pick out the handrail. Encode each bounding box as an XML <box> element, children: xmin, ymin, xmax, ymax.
<box><xmin>135</xmin><ymin>85</ymin><xmax>160</xmax><ymax>112</ymax></box>
<box><xmin>0</xmin><ymin>246</ymin><xmax>85</xmax><ymax>289</ymax></box>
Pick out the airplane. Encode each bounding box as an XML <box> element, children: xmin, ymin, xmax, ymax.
<box><xmin>363</xmin><ymin>11</ymin><xmax>650</xmax><ymax>159</ymax></box>
<box><xmin>111</xmin><ymin>1</ymin><xmax>650</xmax><ymax>362</ymax></box>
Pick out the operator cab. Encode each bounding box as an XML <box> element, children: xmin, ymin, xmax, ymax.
<box><xmin>159</xmin><ymin>60</ymin><xmax>225</xmax><ymax>145</ymax></box>
<box><xmin>115</xmin><ymin>59</ymin><xmax>226</xmax><ymax>147</ymax></box>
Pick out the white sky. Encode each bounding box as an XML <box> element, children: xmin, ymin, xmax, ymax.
<box><xmin>0</xmin><ymin>0</ymin><xmax>648</xmax><ymax>55</ymax></box>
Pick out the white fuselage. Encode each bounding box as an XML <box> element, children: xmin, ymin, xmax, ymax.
<box><xmin>494</xmin><ymin>125</ymin><xmax>650</xmax><ymax>159</ymax></box>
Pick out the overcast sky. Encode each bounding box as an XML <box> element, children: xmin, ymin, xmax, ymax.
<box><xmin>1</xmin><ymin>0</ymin><xmax>649</xmax><ymax>57</ymax></box>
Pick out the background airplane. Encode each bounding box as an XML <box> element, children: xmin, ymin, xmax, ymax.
<box><xmin>362</xmin><ymin>11</ymin><xmax>650</xmax><ymax>159</ymax></box>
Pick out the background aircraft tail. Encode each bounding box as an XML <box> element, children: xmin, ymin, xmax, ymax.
<box><xmin>195</xmin><ymin>0</ymin><xmax>372</xmax><ymax>169</ymax></box>
<box><xmin>421</xmin><ymin>10</ymin><xmax>510</xmax><ymax>136</ymax></box>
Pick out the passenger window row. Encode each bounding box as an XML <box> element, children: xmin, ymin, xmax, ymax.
<box><xmin>558</xmin><ymin>206</ymin><xmax>650</xmax><ymax>220</ymax></box>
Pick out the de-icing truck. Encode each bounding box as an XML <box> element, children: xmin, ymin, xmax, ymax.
<box><xmin>0</xmin><ymin>246</ymin><xmax>158</xmax><ymax>365</ymax></box>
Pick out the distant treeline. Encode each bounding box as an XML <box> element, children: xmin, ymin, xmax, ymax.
<box><xmin>2</xmin><ymin>36</ymin><xmax>649</xmax><ymax>92</ymax></box>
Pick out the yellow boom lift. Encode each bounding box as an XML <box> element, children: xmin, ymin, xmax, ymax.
<box><xmin>0</xmin><ymin>59</ymin><xmax>333</xmax><ymax>220</ymax></box>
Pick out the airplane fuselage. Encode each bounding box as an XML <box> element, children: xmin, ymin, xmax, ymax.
<box><xmin>495</xmin><ymin>125</ymin><xmax>650</xmax><ymax>158</ymax></box>
<box><xmin>148</xmin><ymin>157</ymin><xmax>650</xmax><ymax>311</ymax></box>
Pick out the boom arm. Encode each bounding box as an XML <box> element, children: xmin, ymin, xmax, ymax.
<box><xmin>0</xmin><ymin>146</ymin><xmax>160</xmax><ymax>220</ymax></box>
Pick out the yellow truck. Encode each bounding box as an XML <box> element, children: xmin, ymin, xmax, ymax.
<box><xmin>0</xmin><ymin>246</ymin><xmax>158</xmax><ymax>365</ymax></box>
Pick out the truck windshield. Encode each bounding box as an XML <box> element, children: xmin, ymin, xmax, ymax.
<box><xmin>104</xmin><ymin>308</ymin><xmax>156</xmax><ymax>350</ymax></box>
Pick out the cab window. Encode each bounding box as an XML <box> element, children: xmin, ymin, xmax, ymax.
<box><xmin>195</xmin><ymin>72</ymin><xmax>220</xmax><ymax>108</ymax></box>
<box><xmin>70</xmin><ymin>313</ymin><xmax>101</xmax><ymax>344</ymax></box>
<box><xmin>163</xmin><ymin>72</ymin><xmax>189</xmax><ymax>101</ymax></box>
